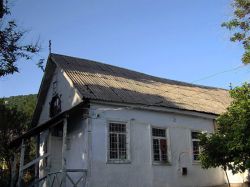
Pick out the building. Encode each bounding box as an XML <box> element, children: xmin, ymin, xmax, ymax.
<box><xmin>12</xmin><ymin>53</ymin><xmax>248</xmax><ymax>187</ymax></box>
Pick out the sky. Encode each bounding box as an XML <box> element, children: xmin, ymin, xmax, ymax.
<box><xmin>0</xmin><ymin>0</ymin><xmax>249</xmax><ymax>97</ymax></box>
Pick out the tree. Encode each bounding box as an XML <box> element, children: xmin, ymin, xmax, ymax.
<box><xmin>199</xmin><ymin>83</ymin><xmax>250</xmax><ymax>186</ymax></box>
<box><xmin>0</xmin><ymin>95</ymin><xmax>37</xmax><ymax>186</ymax></box>
<box><xmin>0</xmin><ymin>0</ymin><xmax>4</xmax><ymax>18</ymax></box>
<box><xmin>0</xmin><ymin>0</ymin><xmax>40</xmax><ymax>77</ymax></box>
<box><xmin>222</xmin><ymin>0</ymin><xmax>250</xmax><ymax>64</ymax></box>
<box><xmin>0</xmin><ymin>99</ymin><xmax>28</xmax><ymax>186</ymax></box>
<box><xmin>5</xmin><ymin>94</ymin><xmax>37</xmax><ymax>119</ymax></box>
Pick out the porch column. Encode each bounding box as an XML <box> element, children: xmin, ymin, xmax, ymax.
<box><xmin>10</xmin><ymin>153</ymin><xmax>18</xmax><ymax>187</ymax></box>
<box><xmin>17</xmin><ymin>139</ymin><xmax>25</xmax><ymax>187</ymax></box>
<box><xmin>61</xmin><ymin>117</ymin><xmax>68</xmax><ymax>187</ymax></box>
<box><xmin>34</xmin><ymin>134</ymin><xmax>40</xmax><ymax>187</ymax></box>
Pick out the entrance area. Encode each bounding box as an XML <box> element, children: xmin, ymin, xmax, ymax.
<box><xmin>49</xmin><ymin>124</ymin><xmax>63</xmax><ymax>173</ymax></box>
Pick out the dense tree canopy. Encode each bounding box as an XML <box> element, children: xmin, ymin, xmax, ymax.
<box><xmin>222</xmin><ymin>0</ymin><xmax>250</xmax><ymax>64</ymax></box>
<box><xmin>199</xmin><ymin>83</ymin><xmax>250</xmax><ymax>185</ymax></box>
<box><xmin>0</xmin><ymin>0</ymin><xmax>40</xmax><ymax>77</ymax></box>
<box><xmin>5</xmin><ymin>94</ymin><xmax>37</xmax><ymax>120</ymax></box>
<box><xmin>0</xmin><ymin>94</ymin><xmax>37</xmax><ymax>186</ymax></box>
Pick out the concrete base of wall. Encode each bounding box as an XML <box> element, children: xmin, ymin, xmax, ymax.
<box><xmin>210</xmin><ymin>183</ymin><xmax>250</xmax><ymax>187</ymax></box>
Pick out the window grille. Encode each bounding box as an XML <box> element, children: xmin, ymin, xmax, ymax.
<box><xmin>191</xmin><ymin>131</ymin><xmax>201</xmax><ymax>161</ymax></box>
<box><xmin>152</xmin><ymin>128</ymin><xmax>168</xmax><ymax>163</ymax></box>
<box><xmin>108</xmin><ymin>122</ymin><xmax>128</xmax><ymax>162</ymax></box>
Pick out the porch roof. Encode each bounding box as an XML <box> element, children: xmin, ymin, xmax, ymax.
<box><xmin>10</xmin><ymin>102</ymin><xmax>87</xmax><ymax>147</ymax></box>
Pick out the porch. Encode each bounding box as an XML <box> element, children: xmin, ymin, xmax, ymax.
<box><xmin>10</xmin><ymin>103</ymin><xmax>89</xmax><ymax>187</ymax></box>
<box><xmin>30</xmin><ymin>169</ymin><xmax>87</xmax><ymax>187</ymax></box>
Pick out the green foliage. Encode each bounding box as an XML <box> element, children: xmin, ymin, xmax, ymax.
<box><xmin>199</xmin><ymin>133</ymin><xmax>230</xmax><ymax>170</ymax></box>
<box><xmin>0</xmin><ymin>99</ymin><xmax>28</xmax><ymax>186</ymax></box>
<box><xmin>4</xmin><ymin>94</ymin><xmax>37</xmax><ymax>127</ymax></box>
<box><xmin>222</xmin><ymin>0</ymin><xmax>250</xmax><ymax>64</ymax></box>
<box><xmin>0</xmin><ymin>98</ymin><xmax>28</xmax><ymax>156</ymax></box>
<box><xmin>199</xmin><ymin>83</ymin><xmax>250</xmax><ymax>174</ymax></box>
<box><xmin>0</xmin><ymin>0</ymin><xmax>41</xmax><ymax>77</ymax></box>
<box><xmin>0</xmin><ymin>94</ymin><xmax>37</xmax><ymax>186</ymax></box>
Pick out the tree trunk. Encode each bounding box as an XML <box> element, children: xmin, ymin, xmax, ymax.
<box><xmin>0</xmin><ymin>0</ymin><xmax>4</xmax><ymax>18</ymax></box>
<box><xmin>7</xmin><ymin>159</ymin><xmax>12</xmax><ymax>186</ymax></box>
<box><xmin>10</xmin><ymin>154</ymin><xmax>17</xmax><ymax>187</ymax></box>
<box><xmin>224</xmin><ymin>169</ymin><xmax>230</xmax><ymax>187</ymax></box>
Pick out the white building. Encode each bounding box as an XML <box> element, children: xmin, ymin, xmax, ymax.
<box><xmin>12</xmin><ymin>54</ymin><xmax>248</xmax><ymax>187</ymax></box>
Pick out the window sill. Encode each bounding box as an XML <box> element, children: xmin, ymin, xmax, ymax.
<box><xmin>192</xmin><ymin>161</ymin><xmax>201</xmax><ymax>165</ymax></box>
<box><xmin>107</xmin><ymin>160</ymin><xmax>131</xmax><ymax>164</ymax></box>
<box><xmin>152</xmin><ymin>162</ymin><xmax>171</xmax><ymax>166</ymax></box>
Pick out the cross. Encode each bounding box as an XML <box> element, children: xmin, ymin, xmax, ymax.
<box><xmin>49</xmin><ymin>40</ymin><xmax>52</xmax><ymax>54</ymax></box>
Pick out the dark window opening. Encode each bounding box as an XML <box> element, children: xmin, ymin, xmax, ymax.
<box><xmin>49</xmin><ymin>94</ymin><xmax>61</xmax><ymax>117</ymax></box>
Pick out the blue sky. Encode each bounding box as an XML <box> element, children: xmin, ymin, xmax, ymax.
<box><xmin>0</xmin><ymin>0</ymin><xmax>249</xmax><ymax>97</ymax></box>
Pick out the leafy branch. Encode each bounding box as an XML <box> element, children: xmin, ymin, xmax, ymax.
<box><xmin>0</xmin><ymin>0</ymin><xmax>41</xmax><ymax>77</ymax></box>
<box><xmin>222</xmin><ymin>0</ymin><xmax>250</xmax><ymax>64</ymax></box>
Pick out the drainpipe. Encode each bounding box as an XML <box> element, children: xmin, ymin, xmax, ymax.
<box><xmin>86</xmin><ymin>112</ymin><xmax>92</xmax><ymax>187</ymax></box>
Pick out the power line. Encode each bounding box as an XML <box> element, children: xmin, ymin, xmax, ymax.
<box><xmin>191</xmin><ymin>65</ymin><xmax>246</xmax><ymax>84</ymax></box>
<box><xmin>75</xmin><ymin>65</ymin><xmax>249</xmax><ymax>113</ymax></box>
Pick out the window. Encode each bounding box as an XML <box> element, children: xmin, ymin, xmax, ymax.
<box><xmin>51</xmin><ymin>124</ymin><xmax>63</xmax><ymax>137</ymax></box>
<box><xmin>49</xmin><ymin>94</ymin><xmax>61</xmax><ymax>117</ymax></box>
<box><xmin>191</xmin><ymin>131</ymin><xmax>201</xmax><ymax>161</ymax></box>
<box><xmin>152</xmin><ymin>128</ymin><xmax>168</xmax><ymax>163</ymax></box>
<box><xmin>52</xmin><ymin>81</ymin><xmax>57</xmax><ymax>95</ymax></box>
<box><xmin>108</xmin><ymin>122</ymin><xmax>129</xmax><ymax>162</ymax></box>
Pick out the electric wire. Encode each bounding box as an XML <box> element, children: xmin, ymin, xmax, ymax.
<box><xmin>84</xmin><ymin>64</ymin><xmax>247</xmax><ymax>114</ymax></box>
<box><xmin>191</xmin><ymin>64</ymin><xmax>246</xmax><ymax>84</ymax></box>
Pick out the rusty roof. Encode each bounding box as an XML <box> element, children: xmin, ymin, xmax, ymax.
<box><xmin>50</xmin><ymin>53</ymin><xmax>231</xmax><ymax>115</ymax></box>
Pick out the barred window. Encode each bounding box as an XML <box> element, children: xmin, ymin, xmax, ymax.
<box><xmin>108</xmin><ymin>122</ymin><xmax>129</xmax><ymax>162</ymax></box>
<box><xmin>191</xmin><ymin>131</ymin><xmax>201</xmax><ymax>161</ymax></box>
<box><xmin>152</xmin><ymin>128</ymin><xmax>168</xmax><ymax>163</ymax></box>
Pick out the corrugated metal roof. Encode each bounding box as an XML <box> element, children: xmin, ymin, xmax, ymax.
<box><xmin>51</xmin><ymin>53</ymin><xmax>231</xmax><ymax>115</ymax></box>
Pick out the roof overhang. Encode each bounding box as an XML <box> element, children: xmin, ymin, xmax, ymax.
<box><xmin>89</xmin><ymin>99</ymin><xmax>218</xmax><ymax>119</ymax></box>
<box><xmin>31</xmin><ymin>55</ymin><xmax>57</xmax><ymax>127</ymax></box>
<box><xmin>10</xmin><ymin>102</ymin><xmax>89</xmax><ymax>147</ymax></box>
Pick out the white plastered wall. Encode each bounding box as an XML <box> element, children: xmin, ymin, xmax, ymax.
<box><xmin>38</xmin><ymin>66</ymin><xmax>82</xmax><ymax>125</ymax></box>
<box><xmin>38</xmin><ymin>113</ymin><xmax>89</xmax><ymax>183</ymax></box>
<box><xmin>65</xmin><ymin>114</ymin><xmax>88</xmax><ymax>170</ymax></box>
<box><xmin>38</xmin><ymin>65</ymin><xmax>82</xmax><ymax>179</ymax></box>
<box><xmin>87</xmin><ymin>103</ymin><xmax>243</xmax><ymax>187</ymax></box>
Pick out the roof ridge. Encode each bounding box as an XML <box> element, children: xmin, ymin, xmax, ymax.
<box><xmin>50</xmin><ymin>53</ymin><xmax>228</xmax><ymax>91</ymax></box>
